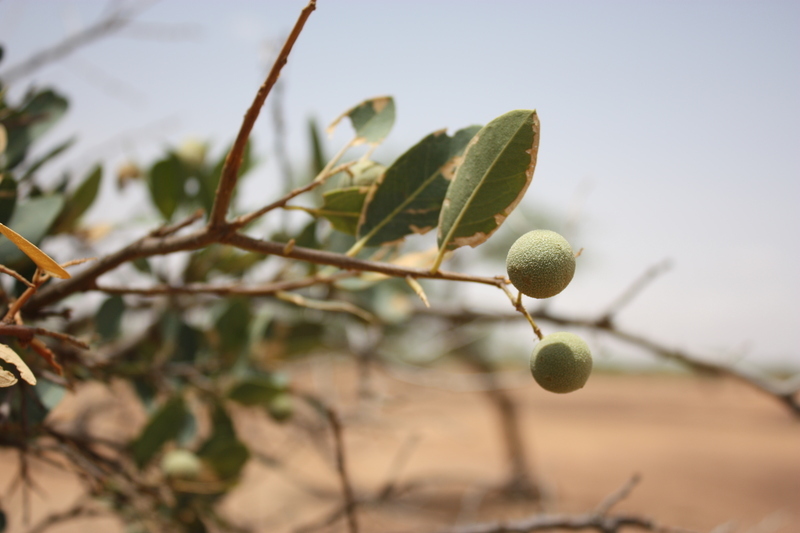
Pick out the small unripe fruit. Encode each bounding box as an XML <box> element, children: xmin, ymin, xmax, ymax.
<box><xmin>506</xmin><ymin>230</ymin><xmax>575</xmax><ymax>299</ymax></box>
<box><xmin>160</xmin><ymin>449</ymin><xmax>202</xmax><ymax>479</ymax></box>
<box><xmin>530</xmin><ymin>332</ymin><xmax>592</xmax><ymax>393</ymax></box>
<box><xmin>268</xmin><ymin>393</ymin><xmax>293</xmax><ymax>422</ymax></box>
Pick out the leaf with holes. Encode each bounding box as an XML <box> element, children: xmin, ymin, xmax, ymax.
<box><xmin>434</xmin><ymin>110</ymin><xmax>540</xmax><ymax>270</ymax></box>
<box><xmin>0</xmin><ymin>343</ymin><xmax>36</xmax><ymax>387</ymax></box>
<box><xmin>327</xmin><ymin>96</ymin><xmax>395</xmax><ymax>146</ymax></box>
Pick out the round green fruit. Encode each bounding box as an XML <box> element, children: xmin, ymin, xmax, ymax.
<box><xmin>506</xmin><ymin>230</ymin><xmax>575</xmax><ymax>299</ymax></box>
<box><xmin>160</xmin><ymin>449</ymin><xmax>202</xmax><ymax>479</ymax></box>
<box><xmin>268</xmin><ymin>393</ymin><xmax>293</xmax><ymax>422</ymax></box>
<box><xmin>530</xmin><ymin>332</ymin><xmax>592</xmax><ymax>393</ymax></box>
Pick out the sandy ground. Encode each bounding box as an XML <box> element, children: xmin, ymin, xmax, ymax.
<box><xmin>1</xmin><ymin>359</ymin><xmax>798</xmax><ymax>533</ymax></box>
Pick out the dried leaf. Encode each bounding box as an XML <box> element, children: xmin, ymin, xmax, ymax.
<box><xmin>0</xmin><ymin>343</ymin><xmax>37</xmax><ymax>385</ymax></box>
<box><xmin>0</xmin><ymin>123</ymin><xmax>7</xmax><ymax>154</ymax></box>
<box><xmin>0</xmin><ymin>222</ymin><xmax>70</xmax><ymax>279</ymax></box>
<box><xmin>0</xmin><ymin>368</ymin><xmax>17</xmax><ymax>387</ymax></box>
<box><xmin>405</xmin><ymin>276</ymin><xmax>430</xmax><ymax>308</ymax></box>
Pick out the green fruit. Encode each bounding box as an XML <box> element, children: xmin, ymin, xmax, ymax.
<box><xmin>506</xmin><ymin>230</ymin><xmax>575</xmax><ymax>299</ymax></box>
<box><xmin>530</xmin><ymin>332</ymin><xmax>592</xmax><ymax>393</ymax></box>
<box><xmin>160</xmin><ymin>449</ymin><xmax>202</xmax><ymax>479</ymax></box>
<box><xmin>268</xmin><ymin>393</ymin><xmax>293</xmax><ymax>422</ymax></box>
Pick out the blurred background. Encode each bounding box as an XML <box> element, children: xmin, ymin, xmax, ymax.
<box><xmin>1</xmin><ymin>0</ymin><xmax>798</xmax><ymax>371</ymax></box>
<box><xmin>1</xmin><ymin>3</ymin><xmax>799</xmax><ymax>533</ymax></box>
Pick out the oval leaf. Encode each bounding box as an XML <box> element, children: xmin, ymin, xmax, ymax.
<box><xmin>356</xmin><ymin>125</ymin><xmax>481</xmax><ymax>249</ymax></box>
<box><xmin>435</xmin><ymin>110</ymin><xmax>540</xmax><ymax>268</ymax></box>
<box><xmin>0</xmin><ymin>343</ymin><xmax>37</xmax><ymax>386</ymax></box>
<box><xmin>327</xmin><ymin>96</ymin><xmax>395</xmax><ymax>146</ymax></box>
<box><xmin>54</xmin><ymin>164</ymin><xmax>102</xmax><ymax>232</ymax></box>
<box><xmin>0</xmin><ymin>176</ymin><xmax>17</xmax><ymax>226</ymax></box>
<box><xmin>320</xmin><ymin>186</ymin><xmax>369</xmax><ymax>235</ymax></box>
<box><xmin>131</xmin><ymin>396</ymin><xmax>190</xmax><ymax>468</ymax></box>
<box><xmin>148</xmin><ymin>155</ymin><xmax>186</xmax><ymax>220</ymax></box>
<box><xmin>0</xmin><ymin>222</ymin><xmax>70</xmax><ymax>278</ymax></box>
<box><xmin>0</xmin><ymin>194</ymin><xmax>65</xmax><ymax>270</ymax></box>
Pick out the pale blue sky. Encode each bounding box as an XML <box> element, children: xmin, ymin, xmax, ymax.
<box><xmin>1</xmin><ymin>1</ymin><xmax>798</xmax><ymax>369</ymax></box>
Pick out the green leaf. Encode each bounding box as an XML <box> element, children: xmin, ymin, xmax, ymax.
<box><xmin>319</xmin><ymin>186</ymin><xmax>368</xmax><ymax>235</ymax></box>
<box><xmin>17</xmin><ymin>137</ymin><xmax>76</xmax><ymax>183</ymax></box>
<box><xmin>0</xmin><ymin>194</ymin><xmax>64</xmax><ymax>270</ymax></box>
<box><xmin>308</xmin><ymin>117</ymin><xmax>326</xmax><ymax>176</ymax></box>
<box><xmin>3</xmin><ymin>90</ymin><xmax>68</xmax><ymax>170</ymax></box>
<box><xmin>173</xmin><ymin>321</ymin><xmax>204</xmax><ymax>363</ymax></box>
<box><xmin>356</xmin><ymin>125</ymin><xmax>480</xmax><ymax>249</ymax></box>
<box><xmin>36</xmin><ymin>380</ymin><xmax>66</xmax><ymax>410</ymax></box>
<box><xmin>227</xmin><ymin>376</ymin><xmax>283</xmax><ymax>407</ymax></box>
<box><xmin>327</xmin><ymin>96</ymin><xmax>395</xmax><ymax>145</ymax></box>
<box><xmin>96</xmin><ymin>295</ymin><xmax>125</xmax><ymax>342</ymax></box>
<box><xmin>197</xmin><ymin>403</ymin><xmax>249</xmax><ymax>480</ymax></box>
<box><xmin>131</xmin><ymin>396</ymin><xmax>190</xmax><ymax>468</ymax></box>
<box><xmin>0</xmin><ymin>176</ymin><xmax>17</xmax><ymax>225</ymax></box>
<box><xmin>435</xmin><ymin>110</ymin><xmax>540</xmax><ymax>268</ymax></box>
<box><xmin>215</xmin><ymin>298</ymin><xmax>252</xmax><ymax>359</ymax></box>
<box><xmin>148</xmin><ymin>155</ymin><xmax>185</xmax><ymax>220</ymax></box>
<box><xmin>53</xmin><ymin>164</ymin><xmax>102</xmax><ymax>232</ymax></box>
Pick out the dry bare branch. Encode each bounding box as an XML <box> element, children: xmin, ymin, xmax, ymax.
<box><xmin>208</xmin><ymin>0</ymin><xmax>318</xmax><ymax>227</ymax></box>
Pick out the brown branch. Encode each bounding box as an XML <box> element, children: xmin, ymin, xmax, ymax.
<box><xmin>25</xmin><ymin>501</ymin><xmax>106</xmax><ymax>533</ymax></box>
<box><xmin>229</xmin><ymin>161</ymin><xmax>354</xmax><ymax>230</ymax></box>
<box><xmin>0</xmin><ymin>324</ymin><xmax>89</xmax><ymax>349</ymax></box>
<box><xmin>326</xmin><ymin>405</ymin><xmax>359</xmax><ymax>533</ymax></box>
<box><xmin>94</xmin><ymin>271</ymin><xmax>357</xmax><ymax>297</ymax></box>
<box><xmin>416</xmin><ymin>306</ymin><xmax>800</xmax><ymax>417</ymax></box>
<box><xmin>26</xmin><ymin>227</ymin><xmax>216</xmax><ymax>312</ymax></box>
<box><xmin>0</xmin><ymin>3</ymin><xmax>149</xmax><ymax>84</ymax></box>
<box><xmin>425</xmin><ymin>475</ymin><xmax>695</xmax><ymax>533</ymax></box>
<box><xmin>208</xmin><ymin>0</ymin><xmax>318</xmax><ymax>227</ymax></box>
<box><xmin>596</xmin><ymin>260</ymin><xmax>672</xmax><ymax>327</ymax></box>
<box><xmin>222</xmin><ymin>233</ymin><xmax>508</xmax><ymax>288</ymax></box>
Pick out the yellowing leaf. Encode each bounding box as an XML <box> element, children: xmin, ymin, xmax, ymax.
<box><xmin>0</xmin><ymin>123</ymin><xmax>8</xmax><ymax>154</ymax></box>
<box><xmin>0</xmin><ymin>368</ymin><xmax>18</xmax><ymax>387</ymax></box>
<box><xmin>0</xmin><ymin>343</ymin><xmax>37</xmax><ymax>386</ymax></box>
<box><xmin>0</xmin><ymin>222</ymin><xmax>70</xmax><ymax>279</ymax></box>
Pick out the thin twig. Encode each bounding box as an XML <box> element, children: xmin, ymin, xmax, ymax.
<box><xmin>0</xmin><ymin>265</ymin><xmax>35</xmax><ymax>288</ymax></box>
<box><xmin>597</xmin><ymin>260</ymin><xmax>672</xmax><ymax>327</ymax></box>
<box><xmin>25</xmin><ymin>501</ymin><xmax>105</xmax><ymax>533</ymax></box>
<box><xmin>229</xmin><ymin>161</ymin><xmax>354</xmax><ymax>230</ymax></box>
<box><xmin>500</xmin><ymin>285</ymin><xmax>543</xmax><ymax>340</ymax></box>
<box><xmin>324</xmin><ymin>405</ymin><xmax>359</xmax><ymax>533</ymax></box>
<box><xmin>594</xmin><ymin>473</ymin><xmax>641</xmax><ymax>515</ymax></box>
<box><xmin>0</xmin><ymin>3</ymin><xmax>150</xmax><ymax>84</ymax></box>
<box><xmin>208</xmin><ymin>0</ymin><xmax>318</xmax><ymax>227</ymax></box>
<box><xmin>416</xmin><ymin>306</ymin><xmax>800</xmax><ymax>417</ymax></box>
<box><xmin>425</xmin><ymin>475</ymin><xmax>696</xmax><ymax>533</ymax></box>
<box><xmin>223</xmin><ymin>233</ymin><xmax>509</xmax><ymax>288</ymax></box>
<box><xmin>0</xmin><ymin>324</ymin><xmax>89</xmax><ymax>349</ymax></box>
<box><xmin>94</xmin><ymin>271</ymin><xmax>356</xmax><ymax>297</ymax></box>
